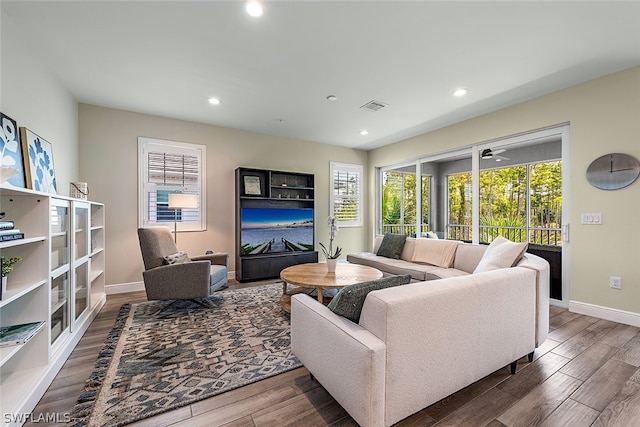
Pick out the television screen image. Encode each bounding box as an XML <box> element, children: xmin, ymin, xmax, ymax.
<box><xmin>241</xmin><ymin>207</ymin><xmax>314</xmax><ymax>255</ymax></box>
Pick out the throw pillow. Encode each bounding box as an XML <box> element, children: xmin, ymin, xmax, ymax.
<box><xmin>473</xmin><ymin>236</ymin><xmax>528</xmax><ymax>273</ymax></box>
<box><xmin>376</xmin><ymin>233</ymin><xmax>407</xmax><ymax>259</ymax></box>
<box><xmin>163</xmin><ymin>251</ymin><xmax>190</xmax><ymax>265</ymax></box>
<box><xmin>327</xmin><ymin>274</ymin><xmax>412</xmax><ymax>323</ymax></box>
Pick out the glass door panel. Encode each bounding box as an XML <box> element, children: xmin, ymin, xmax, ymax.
<box><xmin>74</xmin><ymin>204</ymin><xmax>89</xmax><ymax>260</ymax></box>
<box><xmin>74</xmin><ymin>262</ymin><xmax>88</xmax><ymax>320</ymax></box>
<box><xmin>381</xmin><ymin>164</ymin><xmax>417</xmax><ymax>236</ymax></box>
<box><xmin>73</xmin><ymin>202</ymin><xmax>90</xmax><ymax>322</ymax></box>
<box><xmin>51</xmin><ymin>272</ymin><xmax>69</xmax><ymax>343</ymax></box>
<box><xmin>50</xmin><ymin>200</ymin><xmax>70</xmax><ymax>345</ymax></box>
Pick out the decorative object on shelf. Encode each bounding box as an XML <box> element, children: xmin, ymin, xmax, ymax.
<box><xmin>586</xmin><ymin>153</ymin><xmax>640</xmax><ymax>190</ymax></box>
<box><xmin>1</xmin><ymin>256</ymin><xmax>21</xmax><ymax>298</ymax></box>
<box><xmin>243</xmin><ymin>175</ymin><xmax>262</xmax><ymax>195</ymax></box>
<box><xmin>0</xmin><ymin>112</ymin><xmax>26</xmax><ymax>188</ymax></box>
<box><xmin>19</xmin><ymin>127</ymin><xmax>57</xmax><ymax>194</ymax></box>
<box><xmin>0</xmin><ymin>321</ymin><xmax>45</xmax><ymax>347</ymax></box>
<box><xmin>168</xmin><ymin>193</ymin><xmax>198</xmax><ymax>243</ymax></box>
<box><xmin>70</xmin><ymin>182</ymin><xmax>89</xmax><ymax>199</ymax></box>
<box><xmin>319</xmin><ymin>216</ymin><xmax>341</xmax><ymax>272</ymax></box>
<box><xmin>0</xmin><ymin>217</ymin><xmax>24</xmax><ymax>242</ymax></box>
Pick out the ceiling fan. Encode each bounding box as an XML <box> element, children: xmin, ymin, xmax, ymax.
<box><xmin>481</xmin><ymin>148</ymin><xmax>509</xmax><ymax>161</ymax></box>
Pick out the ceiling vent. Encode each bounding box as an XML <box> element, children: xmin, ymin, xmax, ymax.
<box><xmin>360</xmin><ymin>100</ymin><xmax>388</xmax><ymax>112</ymax></box>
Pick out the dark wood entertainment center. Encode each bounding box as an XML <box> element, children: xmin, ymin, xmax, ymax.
<box><xmin>235</xmin><ymin>167</ymin><xmax>318</xmax><ymax>281</ymax></box>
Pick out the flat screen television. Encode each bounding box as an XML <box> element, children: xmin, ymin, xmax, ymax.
<box><xmin>240</xmin><ymin>207</ymin><xmax>314</xmax><ymax>255</ymax></box>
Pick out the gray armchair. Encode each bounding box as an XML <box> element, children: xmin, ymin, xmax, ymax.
<box><xmin>137</xmin><ymin>227</ymin><xmax>229</xmax><ymax>300</ymax></box>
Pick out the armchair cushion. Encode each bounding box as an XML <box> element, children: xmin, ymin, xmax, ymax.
<box><xmin>210</xmin><ymin>265</ymin><xmax>228</xmax><ymax>292</ymax></box>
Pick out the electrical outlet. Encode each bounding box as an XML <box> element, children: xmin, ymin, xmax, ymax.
<box><xmin>610</xmin><ymin>276</ymin><xmax>622</xmax><ymax>290</ymax></box>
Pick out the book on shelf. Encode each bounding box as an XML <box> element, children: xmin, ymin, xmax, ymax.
<box><xmin>0</xmin><ymin>232</ymin><xmax>24</xmax><ymax>242</ymax></box>
<box><xmin>0</xmin><ymin>321</ymin><xmax>45</xmax><ymax>347</ymax></box>
<box><xmin>0</xmin><ymin>220</ymin><xmax>15</xmax><ymax>230</ymax></box>
<box><xmin>0</xmin><ymin>229</ymin><xmax>20</xmax><ymax>235</ymax></box>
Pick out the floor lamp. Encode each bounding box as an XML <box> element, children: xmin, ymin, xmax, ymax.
<box><xmin>168</xmin><ymin>193</ymin><xmax>198</xmax><ymax>244</ymax></box>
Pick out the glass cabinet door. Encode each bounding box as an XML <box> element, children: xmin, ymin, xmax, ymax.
<box><xmin>74</xmin><ymin>203</ymin><xmax>89</xmax><ymax>261</ymax></box>
<box><xmin>73</xmin><ymin>202</ymin><xmax>90</xmax><ymax>322</ymax></box>
<box><xmin>74</xmin><ymin>263</ymin><xmax>88</xmax><ymax>320</ymax></box>
<box><xmin>50</xmin><ymin>200</ymin><xmax>70</xmax><ymax>345</ymax></box>
<box><xmin>51</xmin><ymin>272</ymin><xmax>69</xmax><ymax>343</ymax></box>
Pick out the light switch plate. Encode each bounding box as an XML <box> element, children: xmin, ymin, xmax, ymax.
<box><xmin>580</xmin><ymin>213</ymin><xmax>602</xmax><ymax>225</ymax></box>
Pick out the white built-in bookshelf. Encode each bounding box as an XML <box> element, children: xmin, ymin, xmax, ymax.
<box><xmin>0</xmin><ymin>186</ymin><xmax>105</xmax><ymax>426</ymax></box>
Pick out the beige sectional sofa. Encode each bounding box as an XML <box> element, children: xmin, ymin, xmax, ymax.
<box><xmin>291</xmin><ymin>236</ymin><xmax>550</xmax><ymax>427</ymax></box>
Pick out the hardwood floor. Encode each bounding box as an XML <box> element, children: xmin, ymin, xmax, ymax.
<box><xmin>27</xmin><ymin>287</ymin><xmax>640</xmax><ymax>427</ymax></box>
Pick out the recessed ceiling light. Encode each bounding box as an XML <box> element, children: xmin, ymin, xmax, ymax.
<box><xmin>326</xmin><ymin>95</ymin><xmax>338</xmax><ymax>101</ymax></box>
<box><xmin>453</xmin><ymin>88</ymin><xmax>469</xmax><ymax>97</ymax></box>
<box><xmin>208</xmin><ymin>97</ymin><xmax>221</xmax><ymax>105</ymax></box>
<box><xmin>360</xmin><ymin>130</ymin><xmax>369</xmax><ymax>136</ymax></box>
<box><xmin>245</xmin><ymin>1</ymin><xmax>263</xmax><ymax>17</ymax></box>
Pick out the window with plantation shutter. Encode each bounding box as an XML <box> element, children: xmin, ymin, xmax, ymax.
<box><xmin>138</xmin><ymin>137</ymin><xmax>206</xmax><ymax>231</ymax></box>
<box><xmin>330</xmin><ymin>162</ymin><xmax>363</xmax><ymax>227</ymax></box>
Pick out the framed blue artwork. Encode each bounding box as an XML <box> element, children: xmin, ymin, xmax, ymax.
<box><xmin>19</xmin><ymin>127</ymin><xmax>57</xmax><ymax>194</ymax></box>
<box><xmin>0</xmin><ymin>113</ymin><xmax>26</xmax><ymax>188</ymax></box>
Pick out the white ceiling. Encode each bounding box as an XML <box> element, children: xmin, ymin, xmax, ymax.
<box><xmin>3</xmin><ymin>1</ymin><xmax>640</xmax><ymax>150</ymax></box>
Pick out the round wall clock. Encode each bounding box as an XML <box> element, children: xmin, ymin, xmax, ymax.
<box><xmin>586</xmin><ymin>153</ymin><xmax>640</xmax><ymax>190</ymax></box>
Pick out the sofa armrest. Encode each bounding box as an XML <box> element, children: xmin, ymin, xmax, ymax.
<box><xmin>291</xmin><ymin>294</ymin><xmax>386</xmax><ymax>427</ymax></box>
<box><xmin>142</xmin><ymin>260</ymin><xmax>211</xmax><ymax>300</ymax></box>
<box><xmin>191</xmin><ymin>252</ymin><xmax>229</xmax><ymax>266</ymax></box>
<box><xmin>518</xmin><ymin>252</ymin><xmax>550</xmax><ymax>347</ymax></box>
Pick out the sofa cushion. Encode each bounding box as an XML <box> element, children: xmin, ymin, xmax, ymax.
<box><xmin>453</xmin><ymin>243</ymin><xmax>487</xmax><ymax>273</ymax></box>
<box><xmin>473</xmin><ymin>236</ymin><xmax>528</xmax><ymax>273</ymax></box>
<box><xmin>163</xmin><ymin>251</ymin><xmax>190</xmax><ymax>265</ymax></box>
<box><xmin>327</xmin><ymin>274</ymin><xmax>412</xmax><ymax>323</ymax></box>
<box><xmin>411</xmin><ymin>238</ymin><xmax>459</xmax><ymax>267</ymax></box>
<box><xmin>376</xmin><ymin>233</ymin><xmax>407</xmax><ymax>259</ymax></box>
<box><xmin>373</xmin><ymin>235</ymin><xmax>384</xmax><ymax>253</ymax></box>
<box><xmin>400</xmin><ymin>238</ymin><xmax>416</xmax><ymax>261</ymax></box>
<box><xmin>426</xmin><ymin>268</ymin><xmax>470</xmax><ymax>281</ymax></box>
<box><xmin>347</xmin><ymin>253</ymin><xmax>439</xmax><ymax>281</ymax></box>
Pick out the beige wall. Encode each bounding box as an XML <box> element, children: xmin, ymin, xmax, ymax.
<box><xmin>369</xmin><ymin>66</ymin><xmax>640</xmax><ymax>316</ymax></box>
<box><xmin>1</xmin><ymin>7</ymin><xmax>79</xmax><ymax>191</ymax></box>
<box><xmin>78</xmin><ymin>104</ymin><xmax>368</xmax><ymax>286</ymax></box>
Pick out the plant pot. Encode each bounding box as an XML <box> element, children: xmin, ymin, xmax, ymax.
<box><xmin>1</xmin><ymin>275</ymin><xmax>7</xmax><ymax>299</ymax></box>
<box><xmin>326</xmin><ymin>259</ymin><xmax>337</xmax><ymax>273</ymax></box>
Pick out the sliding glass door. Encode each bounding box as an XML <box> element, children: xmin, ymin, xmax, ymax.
<box><xmin>381</xmin><ymin>164</ymin><xmax>418</xmax><ymax>236</ymax></box>
<box><xmin>378</xmin><ymin>133</ymin><xmax>563</xmax><ymax>247</ymax></box>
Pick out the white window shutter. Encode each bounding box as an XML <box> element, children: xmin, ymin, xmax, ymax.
<box><xmin>138</xmin><ymin>137</ymin><xmax>206</xmax><ymax>232</ymax></box>
<box><xmin>330</xmin><ymin>162</ymin><xmax>363</xmax><ymax>227</ymax></box>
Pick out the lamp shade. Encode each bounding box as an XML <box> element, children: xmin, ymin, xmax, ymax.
<box><xmin>168</xmin><ymin>193</ymin><xmax>198</xmax><ymax>209</ymax></box>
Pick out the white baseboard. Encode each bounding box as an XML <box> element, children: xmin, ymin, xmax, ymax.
<box><xmin>106</xmin><ymin>270</ymin><xmax>236</xmax><ymax>295</ymax></box>
<box><xmin>106</xmin><ymin>281</ymin><xmax>145</xmax><ymax>295</ymax></box>
<box><xmin>569</xmin><ymin>300</ymin><xmax>640</xmax><ymax>327</ymax></box>
<box><xmin>550</xmin><ymin>298</ymin><xmax>568</xmax><ymax>309</ymax></box>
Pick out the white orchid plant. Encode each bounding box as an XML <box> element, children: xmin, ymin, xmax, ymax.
<box><xmin>319</xmin><ymin>216</ymin><xmax>342</xmax><ymax>259</ymax></box>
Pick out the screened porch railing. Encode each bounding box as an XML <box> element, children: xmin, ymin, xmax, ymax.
<box><xmin>447</xmin><ymin>224</ymin><xmax>562</xmax><ymax>246</ymax></box>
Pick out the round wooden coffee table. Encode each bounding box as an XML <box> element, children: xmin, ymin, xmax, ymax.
<box><xmin>280</xmin><ymin>262</ymin><xmax>383</xmax><ymax>312</ymax></box>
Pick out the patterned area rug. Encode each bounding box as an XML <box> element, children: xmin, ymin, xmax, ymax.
<box><xmin>68</xmin><ymin>283</ymin><xmax>301</xmax><ymax>427</ymax></box>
